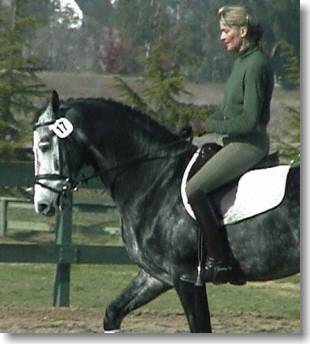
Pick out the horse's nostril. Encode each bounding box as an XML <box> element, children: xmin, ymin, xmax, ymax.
<box><xmin>37</xmin><ymin>202</ymin><xmax>55</xmax><ymax>216</ymax></box>
<box><xmin>38</xmin><ymin>203</ymin><xmax>48</xmax><ymax>213</ymax></box>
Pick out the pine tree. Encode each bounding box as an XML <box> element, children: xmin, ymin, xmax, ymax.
<box><xmin>0</xmin><ymin>7</ymin><xmax>46</xmax><ymax>159</ymax></box>
<box><xmin>115</xmin><ymin>23</ymin><xmax>216</xmax><ymax>131</ymax></box>
<box><xmin>271</xmin><ymin>105</ymin><xmax>300</xmax><ymax>163</ymax></box>
<box><xmin>271</xmin><ymin>40</ymin><xmax>300</xmax><ymax>89</ymax></box>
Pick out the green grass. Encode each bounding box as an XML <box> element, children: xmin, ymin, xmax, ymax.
<box><xmin>0</xmin><ymin>263</ymin><xmax>300</xmax><ymax>321</ymax></box>
<box><xmin>207</xmin><ymin>277</ymin><xmax>300</xmax><ymax>319</ymax></box>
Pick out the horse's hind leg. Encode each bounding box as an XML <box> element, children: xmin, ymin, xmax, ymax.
<box><xmin>175</xmin><ymin>279</ymin><xmax>212</xmax><ymax>333</ymax></box>
<box><xmin>103</xmin><ymin>268</ymin><xmax>170</xmax><ymax>332</ymax></box>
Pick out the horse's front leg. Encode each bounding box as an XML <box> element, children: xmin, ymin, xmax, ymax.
<box><xmin>103</xmin><ymin>268</ymin><xmax>171</xmax><ymax>332</ymax></box>
<box><xmin>174</xmin><ymin>279</ymin><xmax>212</xmax><ymax>333</ymax></box>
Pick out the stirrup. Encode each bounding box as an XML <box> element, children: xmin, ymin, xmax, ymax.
<box><xmin>180</xmin><ymin>258</ymin><xmax>246</xmax><ymax>285</ymax></box>
<box><xmin>207</xmin><ymin>258</ymin><xmax>246</xmax><ymax>285</ymax></box>
<box><xmin>180</xmin><ymin>259</ymin><xmax>232</xmax><ymax>285</ymax></box>
<box><xmin>205</xmin><ymin>257</ymin><xmax>232</xmax><ymax>284</ymax></box>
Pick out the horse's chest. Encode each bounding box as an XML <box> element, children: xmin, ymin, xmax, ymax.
<box><xmin>116</xmin><ymin>178</ymin><xmax>182</xmax><ymax>267</ymax></box>
<box><xmin>120</xmin><ymin>213</ymin><xmax>147</xmax><ymax>263</ymax></box>
<box><xmin>121</xmin><ymin>211</ymin><xmax>163</xmax><ymax>266</ymax></box>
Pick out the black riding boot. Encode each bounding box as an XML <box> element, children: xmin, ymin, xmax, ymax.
<box><xmin>181</xmin><ymin>190</ymin><xmax>246</xmax><ymax>285</ymax></box>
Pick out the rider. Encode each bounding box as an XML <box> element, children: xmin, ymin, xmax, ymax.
<box><xmin>182</xmin><ymin>5</ymin><xmax>274</xmax><ymax>284</ymax></box>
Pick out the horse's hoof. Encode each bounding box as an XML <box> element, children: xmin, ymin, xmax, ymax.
<box><xmin>104</xmin><ymin>329</ymin><xmax>121</xmax><ymax>334</ymax></box>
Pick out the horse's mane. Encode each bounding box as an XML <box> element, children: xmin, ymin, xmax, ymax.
<box><xmin>60</xmin><ymin>97</ymin><xmax>181</xmax><ymax>142</ymax></box>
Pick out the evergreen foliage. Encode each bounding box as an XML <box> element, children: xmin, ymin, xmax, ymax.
<box><xmin>115</xmin><ymin>32</ymin><xmax>217</xmax><ymax>130</ymax></box>
<box><xmin>271</xmin><ymin>104</ymin><xmax>300</xmax><ymax>163</ymax></box>
<box><xmin>0</xmin><ymin>11</ymin><xmax>47</xmax><ymax>160</ymax></box>
<box><xmin>12</xmin><ymin>0</ymin><xmax>299</xmax><ymax>89</ymax></box>
<box><xmin>271</xmin><ymin>40</ymin><xmax>300</xmax><ymax>89</ymax></box>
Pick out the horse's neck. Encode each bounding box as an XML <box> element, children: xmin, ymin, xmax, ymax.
<box><xmin>90</xmin><ymin>107</ymin><xmax>179</xmax><ymax>165</ymax></box>
<box><xmin>113</xmin><ymin>139</ymin><xmax>193</xmax><ymax>211</ymax></box>
<box><xmin>79</xmin><ymin>103</ymin><xmax>192</xmax><ymax>199</ymax></box>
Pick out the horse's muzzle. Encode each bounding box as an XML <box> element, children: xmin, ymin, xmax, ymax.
<box><xmin>36</xmin><ymin>202</ymin><xmax>56</xmax><ymax>216</ymax></box>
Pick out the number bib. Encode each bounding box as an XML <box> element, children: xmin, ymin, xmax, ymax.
<box><xmin>50</xmin><ymin>118</ymin><xmax>74</xmax><ymax>139</ymax></box>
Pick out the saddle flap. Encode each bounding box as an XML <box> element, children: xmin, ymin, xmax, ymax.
<box><xmin>181</xmin><ymin>149</ymin><xmax>291</xmax><ymax>225</ymax></box>
<box><xmin>221</xmin><ymin>165</ymin><xmax>291</xmax><ymax>225</ymax></box>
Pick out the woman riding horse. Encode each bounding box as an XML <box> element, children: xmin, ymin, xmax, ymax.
<box><xmin>182</xmin><ymin>5</ymin><xmax>274</xmax><ymax>285</ymax></box>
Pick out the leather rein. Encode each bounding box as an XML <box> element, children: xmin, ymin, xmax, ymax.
<box><xmin>33</xmin><ymin>119</ymin><xmax>193</xmax><ymax>204</ymax></box>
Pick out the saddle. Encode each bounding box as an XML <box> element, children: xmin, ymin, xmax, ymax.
<box><xmin>188</xmin><ymin>143</ymin><xmax>279</xmax><ymax>179</ymax></box>
<box><xmin>184</xmin><ymin>143</ymin><xmax>290</xmax><ymax>225</ymax></box>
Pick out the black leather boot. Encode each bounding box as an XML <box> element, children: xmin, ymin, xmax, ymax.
<box><xmin>181</xmin><ymin>190</ymin><xmax>246</xmax><ymax>285</ymax></box>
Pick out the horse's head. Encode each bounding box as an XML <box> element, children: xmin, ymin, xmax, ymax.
<box><xmin>33</xmin><ymin>91</ymin><xmax>81</xmax><ymax>216</ymax></box>
<box><xmin>33</xmin><ymin>91</ymin><xmax>192</xmax><ymax>215</ymax></box>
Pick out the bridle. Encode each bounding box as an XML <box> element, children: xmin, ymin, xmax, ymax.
<box><xmin>33</xmin><ymin>119</ymin><xmax>77</xmax><ymax>209</ymax></box>
<box><xmin>33</xmin><ymin>117</ymin><xmax>194</xmax><ymax>209</ymax></box>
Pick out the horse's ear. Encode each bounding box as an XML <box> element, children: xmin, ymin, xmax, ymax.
<box><xmin>51</xmin><ymin>90</ymin><xmax>60</xmax><ymax>114</ymax></box>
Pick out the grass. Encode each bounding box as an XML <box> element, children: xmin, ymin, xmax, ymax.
<box><xmin>0</xmin><ymin>262</ymin><xmax>300</xmax><ymax>322</ymax></box>
<box><xmin>207</xmin><ymin>276</ymin><xmax>300</xmax><ymax>319</ymax></box>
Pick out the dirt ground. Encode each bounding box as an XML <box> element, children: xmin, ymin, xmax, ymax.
<box><xmin>0</xmin><ymin>307</ymin><xmax>300</xmax><ymax>334</ymax></box>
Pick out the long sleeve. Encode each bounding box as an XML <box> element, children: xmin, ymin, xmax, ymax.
<box><xmin>205</xmin><ymin>47</ymin><xmax>273</xmax><ymax>137</ymax></box>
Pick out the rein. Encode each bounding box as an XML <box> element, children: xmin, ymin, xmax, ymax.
<box><xmin>34</xmin><ymin>119</ymin><xmax>193</xmax><ymax>199</ymax></box>
<box><xmin>78</xmin><ymin>138</ymin><xmax>193</xmax><ymax>187</ymax></box>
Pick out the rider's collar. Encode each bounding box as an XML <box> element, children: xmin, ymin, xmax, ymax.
<box><xmin>238</xmin><ymin>42</ymin><xmax>259</xmax><ymax>59</ymax></box>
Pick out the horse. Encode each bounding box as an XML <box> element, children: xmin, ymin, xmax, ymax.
<box><xmin>33</xmin><ymin>91</ymin><xmax>300</xmax><ymax>333</ymax></box>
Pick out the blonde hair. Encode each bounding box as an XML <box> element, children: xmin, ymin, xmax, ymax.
<box><xmin>218</xmin><ymin>5</ymin><xmax>263</xmax><ymax>43</ymax></box>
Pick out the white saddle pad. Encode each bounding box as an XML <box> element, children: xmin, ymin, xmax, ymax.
<box><xmin>223</xmin><ymin>165</ymin><xmax>291</xmax><ymax>225</ymax></box>
<box><xmin>181</xmin><ymin>150</ymin><xmax>291</xmax><ymax>225</ymax></box>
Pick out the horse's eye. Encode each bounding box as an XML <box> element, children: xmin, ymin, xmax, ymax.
<box><xmin>38</xmin><ymin>141</ymin><xmax>51</xmax><ymax>152</ymax></box>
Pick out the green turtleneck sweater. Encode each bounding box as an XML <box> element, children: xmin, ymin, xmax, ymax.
<box><xmin>207</xmin><ymin>45</ymin><xmax>274</xmax><ymax>145</ymax></box>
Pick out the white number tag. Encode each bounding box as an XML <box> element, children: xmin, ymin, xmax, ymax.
<box><xmin>50</xmin><ymin>118</ymin><xmax>73</xmax><ymax>138</ymax></box>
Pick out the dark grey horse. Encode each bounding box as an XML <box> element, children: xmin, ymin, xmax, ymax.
<box><xmin>33</xmin><ymin>91</ymin><xmax>300</xmax><ymax>333</ymax></box>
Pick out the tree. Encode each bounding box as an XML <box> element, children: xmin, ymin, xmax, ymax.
<box><xmin>0</xmin><ymin>0</ymin><xmax>47</xmax><ymax>159</ymax></box>
<box><xmin>109</xmin><ymin>0</ymin><xmax>157</xmax><ymax>73</ymax></box>
<box><xmin>271</xmin><ymin>40</ymin><xmax>300</xmax><ymax>89</ymax></box>
<box><xmin>115</xmin><ymin>21</ymin><xmax>216</xmax><ymax>130</ymax></box>
<box><xmin>271</xmin><ymin>105</ymin><xmax>300</xmax><ymax>163</ymax></box>
<box><xmin>75</xmin><ymin>0</ymin><xmax>115</xmax><ymax>71</ymax></box>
